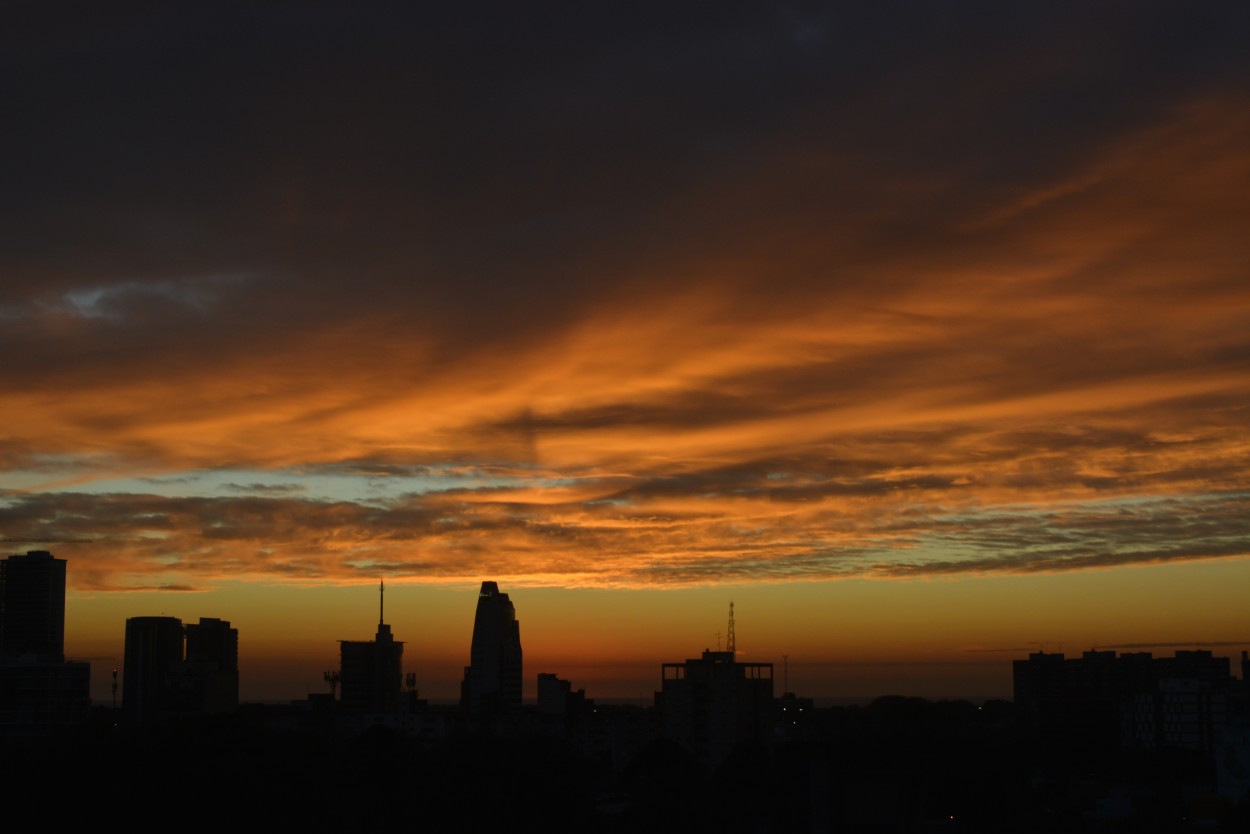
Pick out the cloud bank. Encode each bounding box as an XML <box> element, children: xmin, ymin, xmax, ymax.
<box><xmin>2</xmin><ymin>4</ymin><xmax>1248</xmax><ymax>589</ymax></box>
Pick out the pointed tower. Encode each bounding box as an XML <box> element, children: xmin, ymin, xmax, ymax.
<box><xmin>338</xmin><ymin>580</ymin><xmax>404</xmax><ymax>715</ymax></box>
<box><xmin>460</xmin><ymin>581</ymin><xmax>523</xmax><ymax>714</ymax></box>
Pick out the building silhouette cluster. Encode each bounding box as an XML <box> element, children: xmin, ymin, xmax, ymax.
<box><xmin>1014</xmin><ymin>648</ymin><xmax>1247</xmax><ymax>753</ymax></box>
<box><xmin>1</xmin><ymin>552</ymin><xmax>785</xmax><ymax>768</ymax></box>
<box><xmin>123</xmin><ymin>614</ymin><xmax>239</xmax><ymax>727</ymax></box>
<box><xmin>6</xmin><ymin>548</ymin><xmax>1250</xmax><ymax>829</ymax></box>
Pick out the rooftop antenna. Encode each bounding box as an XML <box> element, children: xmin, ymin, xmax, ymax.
<box><xmin>324</xmin><ymin>670</ymin><xmax>341</xmax><ymax>699</ymax></box>
<box><xmin>379</xmin><ymin>579</ymin><xmax>385</xmax><ymax>625</ymax></box>
<box><xmin>727</xmin><ymin>601</ymin><xmax>736</xmax><ymax>658</ymax></box>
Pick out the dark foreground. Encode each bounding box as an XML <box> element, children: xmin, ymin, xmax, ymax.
<box><xmin>3</xmin><ymin>698</ymin><xmax>1246</xmax><ymax>833</ymax></box>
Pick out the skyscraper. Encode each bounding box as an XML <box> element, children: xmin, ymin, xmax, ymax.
<box><xmin>122</xmin><ymin>615</ymin><xmax>185</xmax><ymax>727</ymax></box>
<box><xmin>122</xmin><ymin>614</ymin><xmax>239</xmax><ymax>726</ymax></box>
<box><xmin>461</xmin><ymin>581</ymin><xmax>522</xmax><ymax>714</ymax></box>
<box><xmin>338</xmin><ymin>581</ymin><xmax>404</xmax><ymax>715</ymax></box>
<box><xmin>0</xmin><ymin>550</ymin><xmax>66</xmax><ymax>660</ymax></box>
<box><xmin>0</xmin><ymin>551</ymin><xmax>90</xmax><ymax>736</ymax></box>
<box><xmin>184</xmin><ymin>617</ymin><xmax>239</xmax><ymax>715</ymax></box>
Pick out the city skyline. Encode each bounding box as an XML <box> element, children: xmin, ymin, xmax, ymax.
<box><xmin>4</xmin><ymin>6</ymin><xmax>1250</xmax><ymax>704</ymax></box>
<box><xmin>47</xmin><ymin>558</ymin><xmax>1250</xmax><ymax>705</ymax></box>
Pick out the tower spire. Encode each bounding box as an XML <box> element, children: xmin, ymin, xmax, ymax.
<box><xmin>379</xmin><ymin>578</ymin><xmax>385</xmax><ymax>626</ymax></box>
<box><xmin>727</xmin><ymin>601</ymin><xmax>736</xmax><ymax>658</ymax></box>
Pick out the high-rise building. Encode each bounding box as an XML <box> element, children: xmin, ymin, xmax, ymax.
<box><xmin>461</xmin><ymin>581</ymin><xmax>522</xmax><ymax>714</ymax></box>
<box><xmin>122</xmin><ymin>615</ymin><xmax>185</xmax><ymax>727</ymax></box>
<box><xmin>338</xmin><ymin>581</ymin><xmax>404</xmax><ymax>715</ymax></box>
<box><xmin>184</xmin><ymin>617</ymin><xmax>239</xmax><ymax>715</ymax></box>
<box><xmin>0</xmin><ymin>550</ymin><xmax>67</xmax><ymax>660</ymax></box>
<box><xmin>123</xmin><ymin>614</ymin><xmax>239</xmax><ymax>726</ymax></box>
<box><xmin>0</xmin><ymin>551</ymin><xmax>90</xmax><ymax>736</ymax></box>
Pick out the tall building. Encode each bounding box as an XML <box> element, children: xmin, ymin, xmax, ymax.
<box><xmin>461</xmin><ymin>581</ymin><xmax>522</xmax><ymax>714</ymax></box>
<box><xmin>123</xmin><ymin>615</ymin><xmax>185</xmax><ymax>727</ymax></box>
<box><xmin>123</xmin><ymin>614</ymin><xmax>239</xmax><ymax>726</ymax></box>
<box><xmin>184</xmin><ymin>617</ymin><xmax>239</xmax><ymax>715</ymax></box>
<box><xmin>338</xmin><ymin>581</ymin><xmax>404</xmax><ymax>715</ymax></box>
<box><xmin>0</xmin><ymin>551</ymin><xmax>90</xmax><ymax>736</ymax></box>
<box><xmin>0</xmin><ymin>550</ymin><xmax>67</xmax><ymax>660</ymax></box>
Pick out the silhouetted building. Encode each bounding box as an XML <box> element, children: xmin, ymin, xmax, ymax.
<box><xmin>657</xmin><ymin>648</ymin><xmax>774</xmax><ymax>765</ymax></box>
<box><xmin>123</xmin><ymin>616</ymin><xmax>185</xmax><ymax>727</ymax></box>
<box><xmin>1014</xmin><ymin>648</ymin><xmax>1238</xmax><ymax>756</ymax></box>
<box><xmin>338</xmin><ymin>581</ymin><xmax>404</xmax><ymax>715</ymax></box>
<box><xmin>538</xmin><ymin>672</ymin><xmax>591</xmax><ymax>717</ymax></box>
<box><xmin>0</xmin><ymin>551</ymin><xmax>89</xmax><ymax>736</ymax></box>
<box><xmin>0</xmin><ymin>658</ymin><xmax>91</xmax><ymax>736</ymax></box>
<box><xmin>461</xmin><ymin>581</ymin><xmax>522</xmax><ymax>715</ymax></box>
<box><xmin>123</xmin><ymin>614</ymin><xmax>239</xmax><ymax>726</ymax></box>
<box><xmin>0</xmin><ymin>550</ymin><xmax>66</xmax><ymax>660</ymax></box>
<box><xmin>184</xmin><ymin>617</ymin><xmax>239</xmax><ymax>714</ymax></box>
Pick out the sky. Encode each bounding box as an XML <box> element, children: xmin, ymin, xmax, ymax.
<box><xmin>3</xmin><ymin>2</ymin><xmax>1250</xmax><ymax>704</ymax></box>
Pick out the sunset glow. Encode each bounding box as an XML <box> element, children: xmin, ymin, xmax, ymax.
<box><xmin>4</xmin><ymin>4</ymin><xmax>1249</xmax><ymax>703</ymax></box>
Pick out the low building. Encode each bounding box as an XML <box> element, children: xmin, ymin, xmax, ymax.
<box><xmin>1013</xmin><ymin>648</ymin><xmax>1239</xmax><ymax>756</ymax></box>
<box><xmin>657</xmin><ymin>648</ymin><xmax>774</xmax><ymax>765</ymax></box>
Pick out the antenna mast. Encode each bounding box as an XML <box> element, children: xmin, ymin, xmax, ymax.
<box><xmin>727</xmin><ymin>601</ymin><xmax>736</xmax><ymax>658</ymax></box>
<box><xmin>379</xmin><ymin>579</ymin><xmax>385</xmax><ymax>625</ymax></box>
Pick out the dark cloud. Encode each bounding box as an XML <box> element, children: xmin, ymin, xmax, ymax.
<box><xmin>218</xmin><ymin>482</ymin><xmax>305</xmax><ymax>494</ymax></box>
<box><xmin>2</xmin><ymin>3</ymin><xmax>1249</xmax><ymax>594</ymax></box>
<box><xmin>4</xmin><ymin>4</ymin><xmax>1247</xmax><ymax>317</ymax></box>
